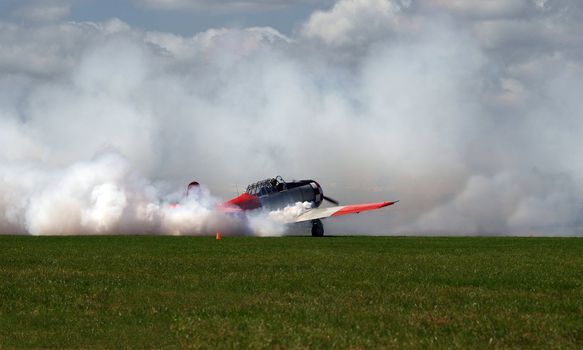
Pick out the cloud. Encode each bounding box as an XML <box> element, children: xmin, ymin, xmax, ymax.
<box><xmin>473</xmin><ymin>17</ymin><xmax>583</xmax><ymax>52</ymax></box>
<box><xmin>300</xmin><ymin>0</ymin><xmax>403</xmax><ymax>48</ymax></box>
<box><xmin>12</xmin><ymin>0</ymin><xmax>73</xmax><ymax>22</ymax></box>
<box><xmin>0</xmin><ymin>19</ymin><xmax>131</xmax><ymax>77</ymax></box>
<box><xmin>423</xmin><ymin>0</ymin><xmax>531</xmax><ymax>19</ymax></box>
<box><xmin>132</xmin><ymin>0</ymin><xmax>323</xmax><ymax>12</ymax></box>
<box><xmin>145</xmin><ymin>26</ymin><xmax>291</xmax><ymax>61</ymax></box>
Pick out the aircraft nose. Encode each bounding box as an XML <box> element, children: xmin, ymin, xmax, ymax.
<box><xmin>310</xmin><ymin>181</ymin><xmax>324</xmax><ymax>207</ymax></box>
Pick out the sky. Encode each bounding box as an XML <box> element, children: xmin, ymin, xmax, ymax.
<box><xmin>0</xmin><ymin>0</ymin><xmax>334</xmax><ymax>35</ymax></box>
<box><xmin>0</xmin><ymin>0</ymin><xmax>582</xmax><ymax>235</ymax></box>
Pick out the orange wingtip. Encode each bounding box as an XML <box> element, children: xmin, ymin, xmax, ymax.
<box><xmin>332</xmin><ymin>200</ymin><xmax>398</xmax><ymax>216</ymax></box>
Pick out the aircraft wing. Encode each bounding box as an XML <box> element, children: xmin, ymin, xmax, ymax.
<box><xmin>292</xmin><ymin>201</ymin><xmax>398</xmax><ymax>223</ymax></box>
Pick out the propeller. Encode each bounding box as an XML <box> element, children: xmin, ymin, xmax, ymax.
<box><xmin>323</xmin><ymin>195</ymin><xmax>339</xmax><ymax>205</ymax></box>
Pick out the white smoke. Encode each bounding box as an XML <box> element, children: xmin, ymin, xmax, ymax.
<box><xmin>0</xmin><ymin>151</ymin><xmax>291</xmax><ymax>236</ymax></box>
<box><xmin>1</xmin><ymin>0</ymin><xmax>583</xmax><ymax>236</ymax></box>
<box><xmin>267</xmin><ymin>201</ymin><xmax>313</xmax><ymax>223</ymax></box>
<box><xmin>244</xmin><ymin>201</ymin><xmax>313</xmax><ymax>237</ymax></box>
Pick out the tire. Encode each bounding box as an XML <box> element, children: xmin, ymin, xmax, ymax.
<box><xmin>311</xmin><ymin>219</ymin><xmax>324</xmax><ymax>237</ymax></box>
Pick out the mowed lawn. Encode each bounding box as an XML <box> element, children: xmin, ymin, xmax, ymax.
<box><xmin>0</xmin><ymin>236</ymin><xmax>581</xmax><ymax>349</ymax></box>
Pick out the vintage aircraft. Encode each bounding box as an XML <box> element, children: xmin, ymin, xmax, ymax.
<box><xmin>188</xmin><ymin>176</ymin><xmax>398</xmax><ymax>236</ymax></box>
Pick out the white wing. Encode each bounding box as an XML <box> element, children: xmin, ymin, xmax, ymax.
<box><xmin>290</xmin><ymin>201</ymin><xmax>398</xmax><ymax>223</ymax></box>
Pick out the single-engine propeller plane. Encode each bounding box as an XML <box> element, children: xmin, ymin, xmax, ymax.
<box><xmin>187</xmin><ymin>176</ymin><xmax>398</xmax><ymax>237</ymax></box>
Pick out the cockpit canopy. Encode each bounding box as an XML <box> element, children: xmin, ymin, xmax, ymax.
<box><xmin>246</xmin><ymin>176</ymin><xmax>286</xmax><ymax>197</ymax></box>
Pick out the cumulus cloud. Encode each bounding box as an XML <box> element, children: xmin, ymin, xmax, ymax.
<box><xmin>1</xmin><ymin>0</ymin><xmax>583</xmax><ymax>235</ymax></box>
<box><xmin>300</xmin><ymin>0</ymin><xmax>403</xmax><ymax>48</ymax></box>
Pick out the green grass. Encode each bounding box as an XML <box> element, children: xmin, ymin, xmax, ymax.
<box><xmin>0</xmin><ymin>236</ymin><xmax>581</xmax><ymax>349</ymax></box>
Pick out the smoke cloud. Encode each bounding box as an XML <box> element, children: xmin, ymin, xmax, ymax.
<box><xmin>1</xmin><ymin>0</ymin><xmax>582</xmax><ymax>235</ymax></box>
<box><xmin>0</xmin><ymin>151</ymin><xmax>301</xmax><ymax>236</ymax></box>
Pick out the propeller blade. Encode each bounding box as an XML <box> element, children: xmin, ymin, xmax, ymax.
<box><xmin>323</xmin><ymin>195</ymin><xmax>339</xmax><ymax>205</ymax></box>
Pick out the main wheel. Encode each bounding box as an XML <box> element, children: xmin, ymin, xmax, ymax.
<box><xmin>311</xmin><ymin>219</ymin><xmax>324</xmax><ymax>237</ymax></box>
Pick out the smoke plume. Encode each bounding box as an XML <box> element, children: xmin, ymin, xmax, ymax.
<box><xmin>1</xmin><ymin>0</ymin><xmax>582</xmax><ymax>235</ymax></box>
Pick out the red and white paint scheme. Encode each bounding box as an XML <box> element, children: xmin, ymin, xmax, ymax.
<box><xmin>189</xmin><ymin>176</ymin><xmax>398</xmax><ymax>236</ymax></box>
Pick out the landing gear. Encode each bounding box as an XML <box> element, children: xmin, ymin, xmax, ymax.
<box><xmin>311</xmin><ymin>219</ymin><xmax>324</xmax><ymax>237</ymax></box>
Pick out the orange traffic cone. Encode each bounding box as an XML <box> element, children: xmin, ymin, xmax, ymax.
<box><xmin>215</xmin><ymin>231</ymin><xmax>221</xmax><ymax>240</ymax></box>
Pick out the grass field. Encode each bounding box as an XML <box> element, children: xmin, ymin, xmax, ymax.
<box><xmin>0</xmin><ymin>236</ymin><xmax>581</xmax><ymax>349</ymax></box>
